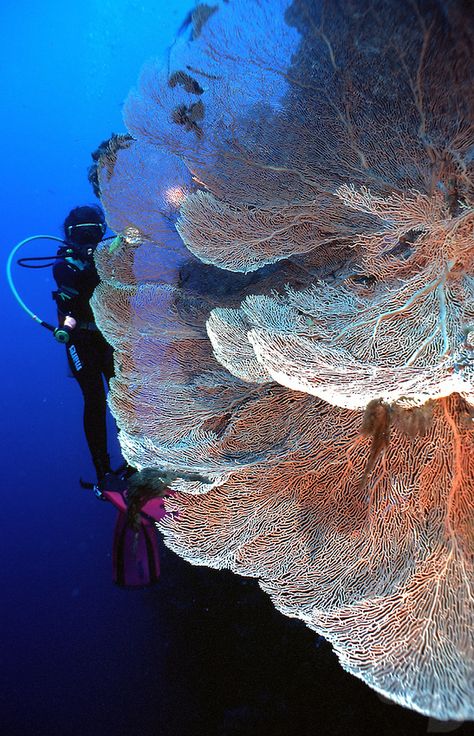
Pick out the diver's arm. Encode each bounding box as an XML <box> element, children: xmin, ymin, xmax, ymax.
<box><xmin>52</xmin><ymin>259</ymin><xmax>82</xmax><ymax>318</ymax></box>
<box><xmin>52</xmin><ymin>260</ymin><xmax>83</xmax><ymax>342</ymax></box>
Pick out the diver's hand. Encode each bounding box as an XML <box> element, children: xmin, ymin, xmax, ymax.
<box><xmin>54</xmin><ymin>316</ymin><xmax>77</xmax><ymax>343</ymax></box>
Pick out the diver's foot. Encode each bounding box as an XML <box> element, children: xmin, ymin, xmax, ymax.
<box><xmin>113</xmin><ymin>462</ymin><xmax>137</xmax><ymax>479</ymax></box>
<box><xmin>97</xmin><ymin>469</ymin><xmax>129</xmax><ymax>494</ymax></box>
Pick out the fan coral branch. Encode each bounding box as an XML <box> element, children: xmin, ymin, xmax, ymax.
<box><xmin>92</xmin><ymin>0</ymin><xmax>474</xmax><ymax>720</ymax></box>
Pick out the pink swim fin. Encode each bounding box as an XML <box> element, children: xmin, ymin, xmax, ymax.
<box><xmin>111</xmin><ymin>510</ymin><xmax>160</xmax><ymax>588</ymax></box>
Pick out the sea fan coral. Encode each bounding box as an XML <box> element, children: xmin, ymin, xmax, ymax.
<box><xmin>92</xmin><ymin>0</ymin><xmax>473</xmax><ymax>720</ymax></box>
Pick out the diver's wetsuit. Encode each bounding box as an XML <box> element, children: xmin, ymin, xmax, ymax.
<box><xmin>53</xmin><ymin>248</ymin><xmax>114</xmax><ymax>478</ymax></box>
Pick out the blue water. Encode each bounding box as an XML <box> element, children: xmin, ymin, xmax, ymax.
<box><xmin>0</xmin><ymin>3</ymin><xmax>193</xmax><ymax>733</ymax></box>
<box><xmin>1</xmin><ymin>2</ymin><xmax>465</xmax><ymax>735</ymax></box>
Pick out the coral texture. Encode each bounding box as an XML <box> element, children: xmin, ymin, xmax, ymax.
<box><xmin>92</xmin><ymin>0</ymin><xmax>473</xmax><ymax>720</ymax></box>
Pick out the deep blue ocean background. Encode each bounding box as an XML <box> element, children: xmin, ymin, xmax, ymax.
<box><xmin>1</xmin><ymin>2</ymin><xmax>470</xmax><ymax>735</ymax></box>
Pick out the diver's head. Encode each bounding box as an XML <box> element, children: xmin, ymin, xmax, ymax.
<box><xmin>63</xmin><ymin>204</ymin><xmax>106</xmax><ymax>258</ymax></box>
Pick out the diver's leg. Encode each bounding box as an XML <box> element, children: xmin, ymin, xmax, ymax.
<box><xmin>76</xmin><ymin>369</ymin><xmax>110</xmax><ymax>480</ymax></box>
<box><xmin>99</xmin><ymin>336</ymin><xmax>128</xmax><ymax>471</ymax></box>
<box><xmin>67</xmin><ymin>338</ymin><xmax>110</xmax><ymax>481</ymax></box>
<box><xmin>101</xmin><ymin>337</ymin><xmax>115</xmax><ymax>387</ymax></box>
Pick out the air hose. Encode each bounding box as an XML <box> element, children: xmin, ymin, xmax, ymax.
<box><xmin>6</xmin><ymin>235</ymin><xmax>65</xmax><ymax>334</ymax></box>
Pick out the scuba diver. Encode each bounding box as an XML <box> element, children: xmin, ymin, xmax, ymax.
<box><xmin>6</xmin><ymin>207</ymin><xmax>201</xmax><ymax>587</ymax></box>
<box><xmin>6</xmin><ymin>203</ymin><xmax>114</xmax><ymax>483</ymax></box>
<box><xmin>51</xmin><ymin>204</ymin><xmax>115</xmax><ymax>485</ymax></box>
